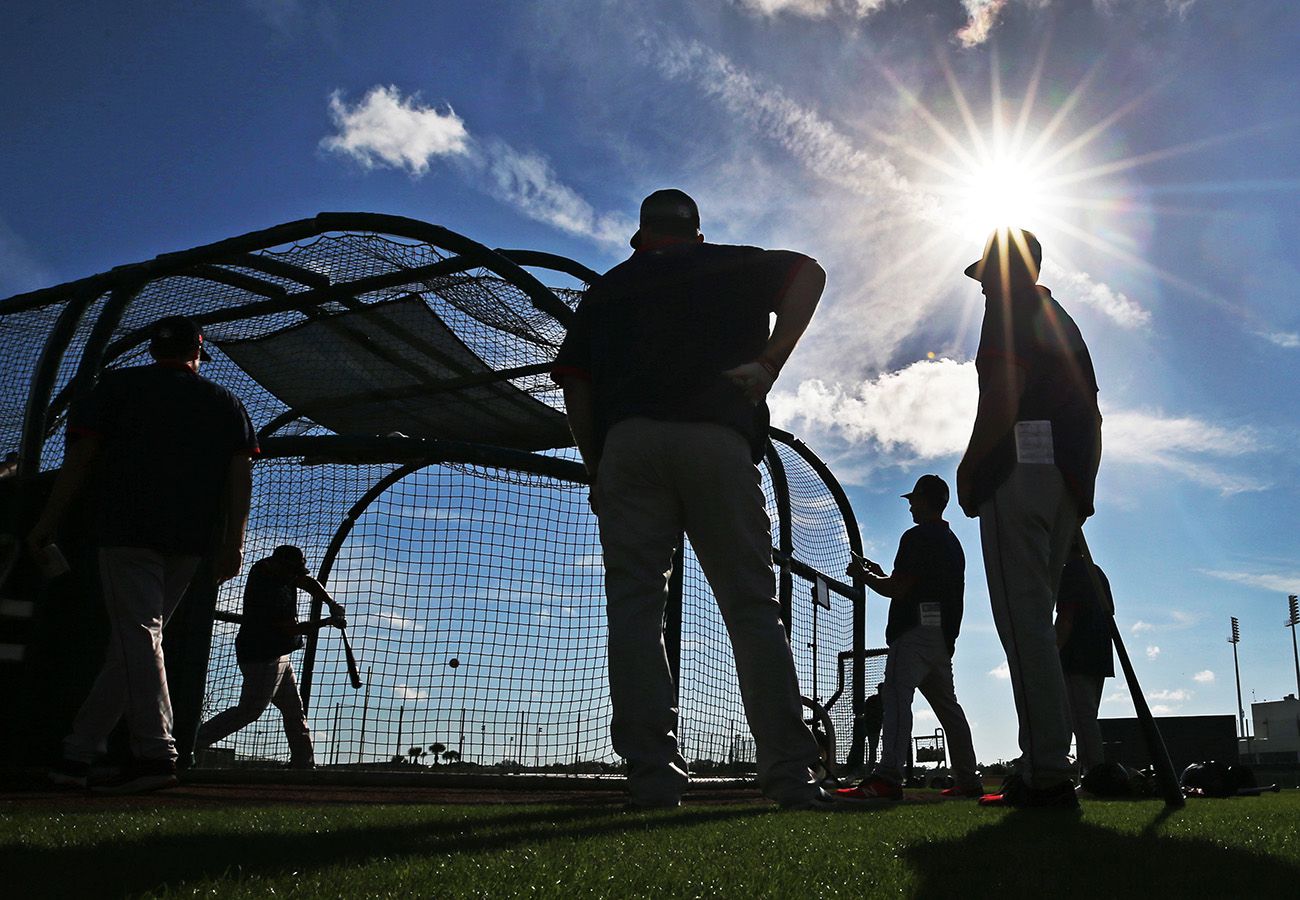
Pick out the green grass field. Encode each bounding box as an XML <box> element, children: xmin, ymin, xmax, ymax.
<box><xmin>4</xmin><ymin>792</ymin><xmax>1299</xmax><ymax>898</ymax></box>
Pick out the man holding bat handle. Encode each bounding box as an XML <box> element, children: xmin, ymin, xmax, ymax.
<box><xmin>195</xmin><ymin>545</ymin><xmax>348</xmax><ymax>769</ymax></box>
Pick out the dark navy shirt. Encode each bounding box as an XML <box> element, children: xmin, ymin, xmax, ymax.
<box><xmin>1057</xmin><ymin>558</ymin><xmax>1116</xmax><ymax>678</ymax></box>
<box><xmin>551</xmin><ymin>242</ymin><xmax>811</xmax><ymax>463</ymax></box>
<box><xmin>234</xmin><ymin>559</ymin><xmax>305</xmax><ymax>662</ymax></box>
<box><xmin>69</xmin><ymin>362</ymin><xmax>259</xmax><ymax>555</ymax></box>
<box><xmin>971</xmin><ymin>285</ymin><xmax>1102</xmax><ymax>517</ymax></box>
<box><xmin>886</xmin><ymin>520</ymin><xmax>965</xmax><ymax>656</ymax></box>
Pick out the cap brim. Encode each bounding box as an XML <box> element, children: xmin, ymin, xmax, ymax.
<box><xmin>963</xmin><ymin>260</ymin><xmax>981</xmax><ymax>280</ymax></box>
<box><xmin>629</xmin><ymin>229</ymin><xmax>642</xmax><ymax>249</ymax></box>
<box><xmin>199</xmin><ymin>345</ymin><xmax>213</xmax><ymax>362</ymax></box>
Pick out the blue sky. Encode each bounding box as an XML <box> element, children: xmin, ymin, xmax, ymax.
<box><xmin>4</xmin><ymin>0</ymin><xmax>1299</xmax><ymax>764</ymax></box>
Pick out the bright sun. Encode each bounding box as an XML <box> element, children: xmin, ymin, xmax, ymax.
<box><xmin>957</xmin><ymin>154</ymin><xmax>1048</xmax><ymax>234</ymax></box>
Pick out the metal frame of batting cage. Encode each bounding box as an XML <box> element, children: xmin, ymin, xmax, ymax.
<box><xmin>0</xmin><ymin>211</ymin><xmax>872</xmax><ymax>773</ymax></box>
<box><xmin>0</xmin><ymin>212</ymin><xmax>581</xmax><ymax>766</ymax></box>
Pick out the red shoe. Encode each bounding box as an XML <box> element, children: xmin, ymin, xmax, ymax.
<box><xmin>940</xmin><ymin>785</ymin><xmax>984</xmax><ymax>798</ymax></box>
<box><xmin>835</xmin><ymin>777</ymin><xmax>903</xmax><ymax>802</ymax></box>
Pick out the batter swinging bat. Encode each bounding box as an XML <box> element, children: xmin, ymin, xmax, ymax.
<box><xmin>1075</xmin><ymin>528</ymin><xmax>1185</xmax><ymax>808</ymax></box>
<box><xmin>340</xmin><ymin>627</ymin><xmax>362</xmax><ymax>690</ymax></box>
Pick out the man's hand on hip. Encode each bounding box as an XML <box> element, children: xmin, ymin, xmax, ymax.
<box><xmin>723</xmin><ymin>360</ymin><xmax>776</xmax><ymax>405</ymax></box>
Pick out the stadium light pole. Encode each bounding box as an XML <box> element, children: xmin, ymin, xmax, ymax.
<box><xmin>1287</xmin><ymin>595</ymin><xmax>1299</xmax><ymax>698</ymax></box>
<box><xmin>1229</xmin><ymin>617</ymin><xmax>1248</xmax><ymax>757</ymax></box>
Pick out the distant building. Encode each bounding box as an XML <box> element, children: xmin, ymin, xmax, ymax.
<box><xmin>1241</xmin><ymin>695</ymin><xmax>1300</xmax><ymax>765</ymax></box>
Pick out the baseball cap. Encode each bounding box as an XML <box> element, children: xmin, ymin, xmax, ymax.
<box><xmin>963</xmin><ymin>228</ymin><xmax>1042</xmax><ymax>283</ymax></box>
<box><xmin>271</xmin><ymin>544</ymin><xmax>309</xmax><ymax>575</ymax></box>
<box><xmin>630</xmin><ymin>189</ymin><xmax>701</xmax><ymax>249</ymax></box>
<box><xmin>149</xmin><ymin>315</ymin><xmax>212</xmax><ymax>361</ymax></box>
<box><xmin>902</xmin><ymin>474</ymin><xmax>950</xmax><ymax>507</ymax></box>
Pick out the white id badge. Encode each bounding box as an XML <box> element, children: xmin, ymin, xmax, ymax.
<box><xmin>1014</xmin><ymin>420</ymin><xmax>1054</xmax><ymax>464</ymax></box>
<box><xmin>919</xmin><ymin>602</ymin><xmax>942</xmax><ymax>628</ymax></box>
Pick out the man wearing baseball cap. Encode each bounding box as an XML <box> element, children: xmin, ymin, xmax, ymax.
<box><xmin>839</xmin><ymin>475</ymin><xmax>982</xmax><ymax>802</ymax></box>
<box><xmin>195</xmin><ymin>545</ymin><xmax>346</xmax><ymax>768</ymax></box>
<box><xmin>955</xmin><ymin>227</ymin><xmax>1102</xmax><ymax>809</ymax></box>
<box><xmin>551</xmin><ymin>188</ymin><xmax>831</xmax><ymax>809</ymax></box>
<box><xmin>31</xmin><ymin>314</ymin><xmax>259</xmax><ymax>793</ymax></box>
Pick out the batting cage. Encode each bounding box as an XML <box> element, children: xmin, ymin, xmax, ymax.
<box><xmin>0</xmin><ymin>212</ymin><xmax>885</xmax><ymax>777</ymax></box>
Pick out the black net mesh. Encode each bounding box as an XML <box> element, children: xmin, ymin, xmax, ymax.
<box><xmin>0</xmin><ymin>215</ymin><xmax>870</xmax><ymax>774</ymax></box>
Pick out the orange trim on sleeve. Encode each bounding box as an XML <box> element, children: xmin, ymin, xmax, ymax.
<box><xmin>975</xmin><ymin>347</ymin><xmax>1031</xmax><ymax>371</ymax></box>
<box><xmin>550</xmin><ymin>365</ymin><xmax>591</xmax><ymax>386</ymax></box>
<box><xmin>772</xmin><ymin>256</ymin><xmax>810</xmax><ymax>311</ymax></box>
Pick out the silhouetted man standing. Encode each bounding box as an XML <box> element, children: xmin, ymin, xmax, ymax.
<box><xmin>1056</xmin><ymin>541</ymin><xmax>1115</xmax><ymax>777</ymax></box>
<box><xmin>839</xmin><ymin>475</ymin><xmax>982</xmax><ymax>802</ymax></box>
<box><xmin>32</xmin><ymin>316</ymin><xmax>257</xmax><ymax>794</ymax></box>
<box><xmin>956</xmin><ymin>228</ymin><xmax>1102</xmax><ymax>809</ymax></box>
<box><xmin>552</xmin><ymin>189</ymin><xmax>829</xmax><ymax>809</ymax></box>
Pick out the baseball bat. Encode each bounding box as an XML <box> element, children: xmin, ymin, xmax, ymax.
<box><xmin>340</xmin><ymin>628</ymin><xmax>362</xmax><ymax>690</ymax></box>
<box><xmin>1075</xmin><ymin>528</ymin><xmax>1185</xmax><ymax>808</ymax></box>
<box><xmin>1235</xmin><ymin>784</ymin><xmax>1279</xmax><ymax>797</ymax></box>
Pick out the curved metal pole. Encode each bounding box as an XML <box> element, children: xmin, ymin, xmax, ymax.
<box><xmin>17</xmin><ymin>285</ymin><xmax>101</xmax><ymax>477</ymax></box>
<box><xmin>768</xmin><ymin>427</ymin><xmax>868</xmax><ymax>769</ymax></box>
<box><xmin>763</xmin><ymin>440</ymin><xmax>794</xmax><ymax>639</ymax></box>
<box><xmin>298</xmin><ymin>460</ymin><xmax>423</xmax><ymax>711</ymax></box>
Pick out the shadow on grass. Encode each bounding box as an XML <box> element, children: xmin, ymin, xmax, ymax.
<box><xmin>905</xmin><ymin>807</ymin><xmax>1300</xmax><ymax>898</ymax></box>
<box><xmin>1</xmin><ymin>802</ymin><xmax>772</xmax><ymax>897</ymax></box>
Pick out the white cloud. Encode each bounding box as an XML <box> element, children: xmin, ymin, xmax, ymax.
<box><xmin>956</xmin><ymin>0</ymin><xmax>1010</xmax><ymax>48</ymax></box>
<box><xmin>323</xmin><ymin>86</ymin><xmax>470</xmax><ymax>175</ymax></box>
<box><xmin>1150</xmin><ymin>704</ymin><xmax>1177</xmax><ymax>715</ymax></box>
<box><xmin>323</xmin><ymin>85</ymin><xmax>632</xmax><ymax>247</ymax></box>
<box><xmin>1147</xmin><ymin>688</ymin><xmax>1192</xmax><ymax>702</ymax></box>
<box><xmin>1131</xmin><ymin>621</ymin><xmax>1154</xmax><ymax>634</ymax></box>
<box><xmin>770</xmin><ymin>358</ymin><xmax>978</xmax><ymax>462</ymax></box>
<box><xmin>770</xmin><ymin>358</ymin><xmax>1262</xmax><ymax>493</ymax></box>
<box><xmin>1193</xmin><ymin>670</ymin><xmax>1215</xmax><ymax>684</ymax></box>
<box><xmin>1201</xmin><ymin>569</ymin><xmax>1300</xmax><ymax>594</ymax></box>
<box><xmin>394</xmin><ymin>684</ymin><xmax>429</xmax><ymax>701</ymax></box>
<box><xmin>1146</xmin><ymin>645</ymin><xmax>1161</xmax><ymax>660</ymax></box>
<box><xmin>1102</xmin><ymin>689</ymin><xmax>1130</xmax><ymax>705</ymax></box>
<box><xmin>988</xmin><ymin>660</ymin><xmax>1010</xmax><ymax>680</ymax></box>
<box><xmin>1258</xmin><ymin>331</ymin><xmax>1300</xmax><ymax>349</ymax></box>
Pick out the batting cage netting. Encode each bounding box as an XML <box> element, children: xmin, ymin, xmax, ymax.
<box><xmin>0</xmin><ymin>213</ymin><xmax>883</xmax><ymax>776</ymax></box>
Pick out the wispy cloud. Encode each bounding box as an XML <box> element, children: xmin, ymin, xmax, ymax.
<box><xmin>734</xmin><ymin>0</ymin><xmax>1199</xmax><ymax>47</ymax></box>
<box><xmin>1146</xmin><ymin>645</ymin><xmax>1161</xmax><ymax>660</ymax></box>
<box><xmin>989</xmin><ymin>660</ymin><xmax>1011</xmax><ymax>680</ymax></box>
<box><xmin>1129</xmin><ymin>611</ymin><xmax>1200</xmax><ymax>634</ymax></box>
<box><xmin>1103</xmin><ymin>409</ymin><xmax>1268</xmax><ymax>495</ymax></box>
<box><xmin>376</xmin><ymin>610</ymin><xmax>422</xmax><ymax>632</ymax></box>
<box><xmin>1041</xmin><ymin>261</ymin><xmax>1151</xmax><ymax>329</ymax></box>
<box><xmin>322</xmin><ymin>86</ymin><xmax>632</xmax><ymax>246</ymax></box>
<box><xmin>394</xmin><ymin>684</ymin><xmax>429</xmax><ymax>701</ymax></box>
<box><xmin>1148</xmin><ymin>688</ymin><xmax>1191</xmax><ymax>702</ymax></box>
<box><xmin>1258</xmin><ymin>331</ymin><xmax>1300</xmax><ymax>349</ymax></box>
<box><xmin>735</xmin><ymin>0</ymin><xmax>889</xmax><ymax>19</ymax></box>
<box><xmin>1193</xmin><ymin>670</ymin><xmax>1215</xmax><ymax>683</ymax></box>
<box><xmin>1201</xmin><ymin>569</ymin><xmax>1300</xmax><ymax>594</ymax></box>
